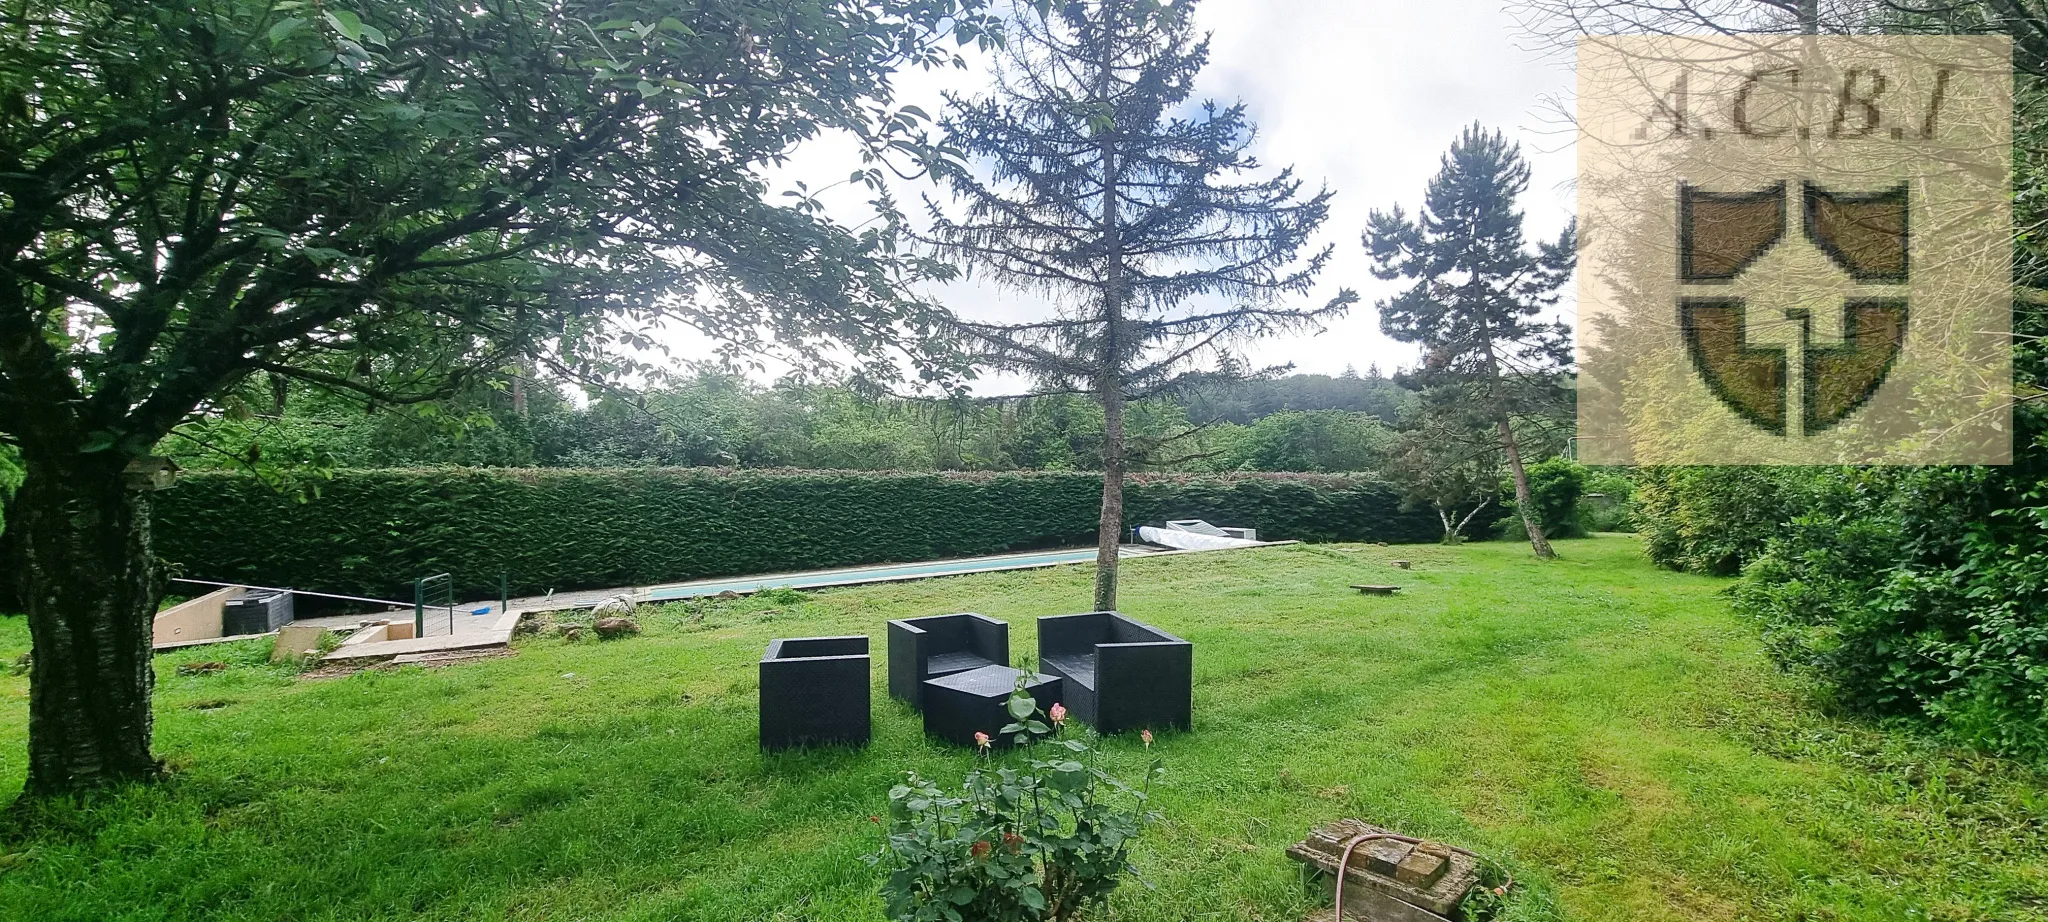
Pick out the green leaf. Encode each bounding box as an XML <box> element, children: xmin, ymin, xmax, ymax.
<box><xmin>1006</xmin><ymin>695</ymin><xmax>1036</xmax><ymax>720</ymax></box>
<box><xmin>322</xmin><ymin>10</ymin><xmax>363</xmax><ymax>43</ymax></box>
<box><xmin>266</xmin><ymin>17</ymin><xmax>307</xmax><ymax>45</ymax></box>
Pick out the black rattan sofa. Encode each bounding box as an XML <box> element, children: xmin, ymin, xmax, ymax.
<box><xmin>1037</xmin><ymin>611</ymin><xmax>1191</xmax><ymax>735</ymax></box>
<box><xmin>759</xmin><ymin>635</ymin><xmax>871</xmax><ymax>750</ymax></box>
<box><xmin>886</xmin><ymin>613</ymin><xmax>1009</xmax><ymax>708</ymax></box>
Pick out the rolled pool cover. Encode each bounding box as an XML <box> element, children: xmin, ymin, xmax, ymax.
<box><xmin>1135</xmin><ymin>525</ymin><xmax>1259</xmax><ymax>551</ymax></box>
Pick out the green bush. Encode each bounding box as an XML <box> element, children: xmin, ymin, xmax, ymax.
<box><xmin>1499</xmin><ymin>457</ymin><xmax>1589</xmax><ymax>539</ymax></box>
<box><xmin>0</xmin><ymin>444</ymin><xmax>19</xmax><ymax>539</ymax></box>
<box><xmin>1632</xmin><ymin>467</ymin><xmax>1819</xmax><ymax>575</ymax></box>
<box><xmin>1579</xmin><ymin>468</ymin><xmax>1635</xmax><ymax>533</ymax></box>
<box><xmin>1732</xmin><ymin>458</ymin><xmax>2048</xmax><ymax>761</ymax></box>
<box><xmin>150</xmin><ymin>469</ymin><xmax>1443</xmax><ymax>600</ymax></box>
<box><xmin>874</xmin><ymin>690</ymin><xmax>1159</xmax><ymax>922</ymax></box>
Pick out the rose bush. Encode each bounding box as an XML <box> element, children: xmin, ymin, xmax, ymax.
<box><xmin>873</xmin><ymin>682</ymin><xmax>1162</xmax><ymax>922</ymax></box>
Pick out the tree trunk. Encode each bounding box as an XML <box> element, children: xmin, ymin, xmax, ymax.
<box><xmin>1438</xmin><ymin>497</ymin><xmax>1490</xmax><ymax>545</ymax></box>
<box><xmin>9</xmin><ymin>450</ymin><xmax>162</xmax><ymax>797</ymax></box>
<box><xmin>1474</xmin><ymin>324</ymin><xmax>1555</xmax><ymax>560</ymax></box>
<box><xmin>1090</xmin><ymin>7</ymin><xmax>1126</xmax><ymax>613</ymax></box>
<box><xmin>1496</xmin><ymin>413</ymin><xmax>1555</xmax><ymax>559</ymax></box>
<box><xmin>1094</xmin><ymin>374</ymin><xmax>1126</xmax><ymax>612</ymax></box>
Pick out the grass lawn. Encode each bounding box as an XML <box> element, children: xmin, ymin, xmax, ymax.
<box><xmin>2</xmin><ymin>536</ymin><xmax>2045</xmax><ymax>922</ymax></box>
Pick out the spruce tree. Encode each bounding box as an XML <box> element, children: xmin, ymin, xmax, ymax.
<box><xmin>1365</xmin><ymin>125</ymin><xmax>1575</xmax><ymax>559</ymax></box>
<box><xmin>924</xmin><ymin>0</ymin><xmax>1353</xmax><ymax>609</ymax></box>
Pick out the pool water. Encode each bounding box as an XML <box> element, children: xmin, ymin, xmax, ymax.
<box><xmin>643</xmin><ymin>547</ymin><xmax>1106</xmax><ymax>601</ymax></box>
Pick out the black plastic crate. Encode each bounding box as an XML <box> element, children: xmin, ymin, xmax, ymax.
<box><xmin>222</xmin><ymin>590</ymin><xmax>294</xmax><ymax>636</ymax></box>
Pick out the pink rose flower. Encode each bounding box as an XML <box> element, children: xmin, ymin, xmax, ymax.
<box><xmin>1049</xmin><ymin>703</ymin><xmax>1067</xmax><ymax>725</ymax></box>
<box><xmin>974</xmin><ymin>731</ymin><xmax>992</xmax><ymax>751</ymax></box>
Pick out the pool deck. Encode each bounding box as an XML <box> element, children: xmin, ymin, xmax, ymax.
<box><xmin>312</xmin><ymin>540</ymin><xmax>1292</xmax><ymax>664</ymax></box>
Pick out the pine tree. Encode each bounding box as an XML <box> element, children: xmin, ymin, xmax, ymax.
<box><xmin>1365</xmin><ymin>125</ymin><xmax>1575</xmax><ymax>559</ymax></box>
<box><xmin>924</xmin><ymin>0</ymin><xmax>1353</xmax><ymax>608</ymax></box>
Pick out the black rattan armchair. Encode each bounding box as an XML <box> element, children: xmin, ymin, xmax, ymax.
<box><xmin>1037</xmin><ymin>611</ymin><xmax>1192</xmax><ymax>735</ymax></box>
<box><xmin>759</xmin><ymin>635</ymin><xmax>870</xmax><ymax>751</ymax></box>
<box><xmin>886</xmin><ymin>613</ymin><xmax>1009</xmax><ymax>709</ymax></box>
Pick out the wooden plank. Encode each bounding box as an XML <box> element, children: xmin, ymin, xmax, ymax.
<box><xmin>320</xmin><ymin>630</ymin><xmax>511</xmax><ymax>664</ymax></box>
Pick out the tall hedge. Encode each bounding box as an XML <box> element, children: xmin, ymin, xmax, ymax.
<box><xmin>150</xmin><ymin>469</ymin><xmax>1442</xmax><ymax>600</ymax></box>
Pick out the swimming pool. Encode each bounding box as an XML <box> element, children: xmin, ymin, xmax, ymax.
<box><xmin>643</xmin><ymin>547</ymin><xmax>1108</xmax><ymax>601</ymax></box>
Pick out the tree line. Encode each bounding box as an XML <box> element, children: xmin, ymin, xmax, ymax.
<box><xmin>162</xmin><ymin>370</ymin><xmax>1413</xmax><ymax>475</ymax></box>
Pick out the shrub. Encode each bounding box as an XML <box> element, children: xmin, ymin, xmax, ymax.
<box><xmin>1632</xmin><ymin>467</ymin><xmax>1819</xmax><ymax>575</ymax></box>
<box><xmin>1579</xmin><ymin>468</ymin><xmax>1635</xmax><ymax>533</ymax></box>
<box><xmin>0</xmin><ymin>444</ymin><xmax>20</xmax><ymax>533</ymax></box>
<box><xmin>873</xmin><ymin>690</ymin><xmax>1160</xmax><ymax>922</ymax></box>
<box><xmin>1499</xmin><ymin>457</ymin><xmax>1588</xmax><ymax>539</ymax></box>
<box><xmin>1732</xmin><ymin>460</ymin><xmax>2048</xmax><ymax>761</ymax></box>
<box><xmin>149</xmin><ymin>468</ymin><xmax>1444</xmax><ymax>600</ymax></box>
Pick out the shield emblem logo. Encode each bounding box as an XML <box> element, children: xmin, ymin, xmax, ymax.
<box><xmin>1575</xmin><ymin>35</ymin><xmax>2011</xmax><ymax>465</ymax></box>
<box><xmin>1677</xmin><ymin>181</ymin><xmax>1909</xmax><ymax>436</ymax></box>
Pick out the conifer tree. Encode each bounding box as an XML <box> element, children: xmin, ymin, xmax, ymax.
<box><xmin>1365</xmin><ymin>125</ymin><xmax>1575</xmax><ymax>559</ymax></box>
<box><xmin>924</xmin><ymin>0</ymin><xmax>1354</xmax><ymax>609</ymax></box>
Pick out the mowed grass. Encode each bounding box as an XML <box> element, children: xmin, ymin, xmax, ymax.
<box><xmin>1</xmin><ymin>537</ymin><xmax>2045</xmax><ymax>922</ymax></box>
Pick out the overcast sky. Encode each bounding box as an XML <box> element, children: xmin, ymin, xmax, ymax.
<box><xmin>714</xmin><ymin>0</ymin><xmax>1579</xmax><ymax>391</ymax></box>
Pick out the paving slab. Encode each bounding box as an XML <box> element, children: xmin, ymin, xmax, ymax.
<box><xmin>321</xmin><ymin>630</ymin><xmax>511</xmax><ymax>664</ymax></box>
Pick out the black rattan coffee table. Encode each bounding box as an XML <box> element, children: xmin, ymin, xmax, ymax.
<box><xmin>919</xmin><ymin>664</ymin><xmax>1062</xmax><ymax>748</ymax></box>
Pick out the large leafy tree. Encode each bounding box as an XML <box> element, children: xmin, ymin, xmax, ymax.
<box><xmin>1364</xmin><ymin>126</ymin><xmax>1576</xmax><ymax>559</ymax></box>
<box><xmin>923</xmin><ymin>0</ymin><xmax>1353</xmax><ymax>610</ymax></box>
<box><xmin>0</xmin><ymin>0</ymin><xmax>993</xmax><ymax>797</ymax></box>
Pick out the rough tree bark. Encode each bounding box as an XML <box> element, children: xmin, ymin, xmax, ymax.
<box><xmin>1094</xmin><ymin>365</ymin><xmax>1126</xmax><ymax>612</ymax></box>
<box><xmin>1495</xmin><ymin>411</ymin><xmax>1555</xmax><ymax>559</ymax></box>
<box><xmin>1479</xmin><ymin>330</ymin><xmax>1555</xmax><ymax>560</ymax></box>
<box><xmin>1090</xmin><ymin>10</ymin><xmax>1127</xmax><ymax>614</ymax></box>
<box><xmin>9</xmin><ymin>449</ymin><xmax>161</xmax><ymax>795</ymax></box>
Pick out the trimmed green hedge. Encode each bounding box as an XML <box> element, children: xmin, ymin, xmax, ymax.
<box><xmin>150</xmin><ymin>469</ymin><xmax>1443</xmax><ymax>600</ymax></box>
